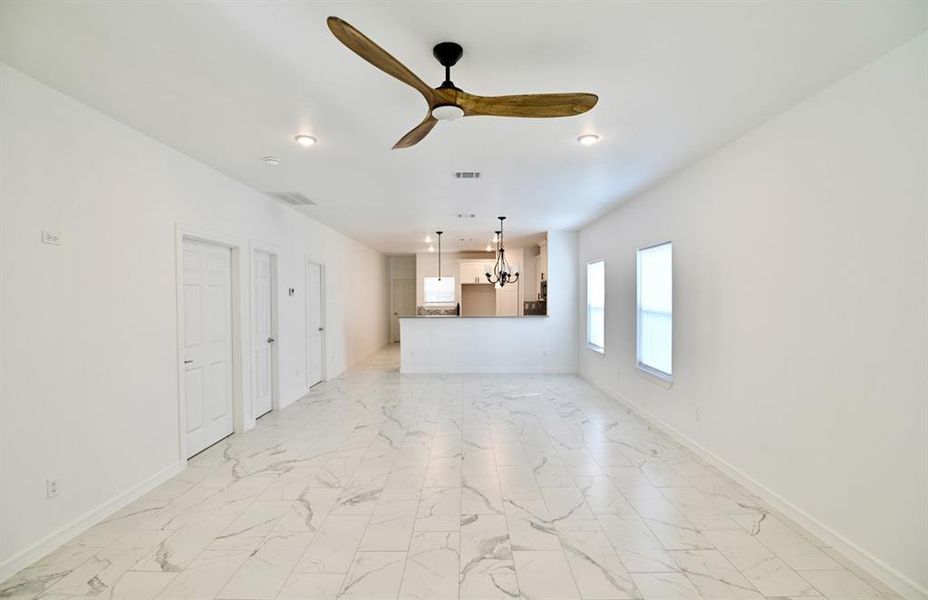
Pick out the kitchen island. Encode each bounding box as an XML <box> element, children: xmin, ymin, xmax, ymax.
<box><xmin>399</xmin><ymin>315</ymin><xmax>574</xmax><ymax>374</ymax></box>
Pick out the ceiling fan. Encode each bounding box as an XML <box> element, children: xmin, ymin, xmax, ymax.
<box><xmin>326</xmin><ymin>17</ymin><xmax>598</xmax><ymax>149</ymax></box>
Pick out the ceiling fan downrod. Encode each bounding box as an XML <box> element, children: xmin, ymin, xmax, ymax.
<box><xmin>433</xmin><ymin>42</ymin><xmax>463</xmax><ymax>89</ymax></box>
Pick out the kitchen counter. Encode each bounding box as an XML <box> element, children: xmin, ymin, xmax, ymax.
<box><xmin>399</xmin><ymin>314</ymin><xmax>570</xmax><ymax>374</ymax></box>
<box><xmin>400</xmin><ymin>315</ymin><xmax>548</xmax><ymax>319</ymax></box>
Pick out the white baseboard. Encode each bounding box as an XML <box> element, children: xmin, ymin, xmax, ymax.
<box><xmin>400</xmin><ymin>366</ymin><xmax>578</xmax><ymax>374</ymax></box>
<box><xmin>0</xmin><ymin>459</ymin><xmax>186</xmax><ymax>582</ymax></box>
<box><xmin>584</xmin><ymin>373</ymin><xmax>928</xmax><ymax>600</ymax></box>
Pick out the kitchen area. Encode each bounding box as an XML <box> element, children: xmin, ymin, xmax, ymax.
<box><xmin>412</xmin><ymin>234</ymin><xmax>548</xmax><ymax>318</ymax></box>
<box><xmin>390</xmin><ymin>230</ymin><xmax>574</xmax><ymax>374</ymax></box>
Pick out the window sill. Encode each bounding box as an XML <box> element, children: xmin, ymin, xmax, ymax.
<box><xmin>636</xmin><ymin>363</ymin><xmax>673</xmax><ymax>389</ymax></box>
<box><xmin>587</xmin><ymin>344</ymin><xmax>605</xmax><ymax>355</ymax></box>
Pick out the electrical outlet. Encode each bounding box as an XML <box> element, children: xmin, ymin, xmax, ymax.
<box><xmin>46</xmin><ymin>478</ymin><xmax>59</xmax><ymax>499</ymax></box>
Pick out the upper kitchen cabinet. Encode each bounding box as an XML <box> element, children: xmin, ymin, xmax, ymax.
<box><xmin>459</xmin><ymin>259</ymin><xmax>492</xmax><ymax>284</ymax></box>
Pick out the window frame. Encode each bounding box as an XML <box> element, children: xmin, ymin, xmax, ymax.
<box><xmin>636</xmin><ymin>241</ymin><xmax>673</xmax><ymax>382</ymax></box>
<box><xmin>423</xmin><ymin>276</ymin><xmax>456</xmax><ymax>304</ymax></box>
<box><xmin>586</xmin><ymin>259</ymin><xmax>606</xmax><ymax>354</ymax></box>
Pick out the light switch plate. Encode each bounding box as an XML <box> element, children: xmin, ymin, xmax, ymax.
<box><xmin>41</xmin><ymin>231</ymin><xmax>62</xmax><ymax>246</ymax></box>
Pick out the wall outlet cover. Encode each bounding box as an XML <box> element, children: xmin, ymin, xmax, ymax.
<box><xmin>46</xmin><ymin>479</ymin><xmax>59</xmax><ymax>499</ymax></box>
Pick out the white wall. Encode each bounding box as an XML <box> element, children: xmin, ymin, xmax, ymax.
<box><xmin>401</xmin><ymin>230</ymin><xmax>577</xmax><ymax>373</ymax></box>
<box><xmin>577</xmin><ymin>34</ymin><xmax>927</xmax><ymax>598</ymax></box>
<box><xmin>0</xmin><ymin>65</ymin><xmax>389</xmax><ymax>576</ymax></box>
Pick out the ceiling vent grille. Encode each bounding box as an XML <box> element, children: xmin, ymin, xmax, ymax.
<box><xmin>454</xmin><ymin>171</ymin><xmax>481</xmax><ymax>180</ymax></box>
<box><xmin>267</xmin><ymin>192</ymin><xmax>316</xmax><ymax>207</ymax></box>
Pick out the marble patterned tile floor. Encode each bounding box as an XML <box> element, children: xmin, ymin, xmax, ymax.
<box><xmin>1</xmin><ymin>344</ymin><xmax>902</xmax><ymax>600</ymax></box>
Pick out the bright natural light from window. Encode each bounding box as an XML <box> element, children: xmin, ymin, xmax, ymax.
<box><xmin>587</xmin><ymin>261</ymin><xmax>605</xmax><ymax>352</ymax></box>
<box><xmin>423</xmin><ymin>277</ymin><xmax>455</xmax><ymax>303</ymax></box>
<box><xmin>637</xmin><ymin>243</ymin><xmax>672</xmax><ymax>378</ymax></box>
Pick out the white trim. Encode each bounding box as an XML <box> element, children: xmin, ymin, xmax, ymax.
<box><xmin>175</xmin><ymin>223</ymin><xmax>250</xmax><ymax>460</ymax></box>
<box><xmin>584</xmin><ymin>373</ymin><xmax>927</xmax><ymax>600</ymax></box>
<box><xmin>0</xmin><ymin>460</ymin><xmax>186</xmax><ymax>582</ymax></box>
<box><xmin>249</xmin><ymin>241</ymin><xmax>280</xmax><ymax>419</ymax></box>
<box><xmin>636</xmin><ymin>362</ymin><xmax>673</xmax><ymax>388</ymax></box>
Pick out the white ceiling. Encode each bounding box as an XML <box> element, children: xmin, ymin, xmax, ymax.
<box><xmin>2</xmin><ymin>1</ymin><xmax>925</xmax><ymax>254</ymax></box>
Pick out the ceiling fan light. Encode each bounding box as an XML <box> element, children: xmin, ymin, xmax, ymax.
<box><xmin>432</xmin><ymin>105</ymin><xmax>465</xmax><ymax>121</ymax></box>
<box><xmin>577</xmin><ymin>134</ymin><xmax>600</xmax><ymax>146</ymax></box>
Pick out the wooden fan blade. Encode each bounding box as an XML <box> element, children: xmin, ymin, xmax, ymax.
<box><xmin>393</xmin><ymin>115</ymin><xmax>438</xmax><ymax>149</ymax></box>
<box><xmin>457</xmin><ymin>91</ymin><xmax>598</xmax><ymax>118</ymax></box>
<box><xmin>327</xmin><ymin>17</ymin><xmax>434</xmax><ymax>104</ymax></box>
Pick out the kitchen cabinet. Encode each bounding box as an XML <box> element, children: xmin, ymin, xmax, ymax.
<box><xmin>459</xmin><ymin>260</ymin><xmax>492</xmax><ymax>284</ymax></box>
<box><xmin>496</xmin><ymin>280</ymin><xmax>521</xmax><ymax>316</ymax></box>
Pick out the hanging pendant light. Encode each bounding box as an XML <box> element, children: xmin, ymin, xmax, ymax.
<box><xmin>436</xmin><ymin>231</ymin><xmax>443</xmax><ymax>280</ymax></box>
<box><xmin>485</xmin><ymin>216</ymin><xmax>520</xmax><ymax>287</ymax></box>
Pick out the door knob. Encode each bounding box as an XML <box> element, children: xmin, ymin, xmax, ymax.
<box><xmin>318</xmin><ymin>327</ymin><xmax>324</xmax><ymax>332</ymax></box>
<box><xmin>184</xmin><ymin>359</ymin><xmax>193</xmax><ymax>364</ymax></box>
<box><xmin>267</xmin><ymin>337</ymin><xmax>275</xmax><ymax>343</ymax></box>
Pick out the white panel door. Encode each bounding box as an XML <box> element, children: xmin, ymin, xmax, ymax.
<box><xmin>183</xmin><ymin>240</ymin><xmax>233</xmax><ymax>457</ymax></box>
<box><xmin>306</xmin><ymin>262</ymin><xmax>325</xmax><ymax>388</ymax></box>
<box><xmin>392</xmin><ymin>278</ymin><xmax>416</xmax><ymax>342</ymax></box>
<box><xmin>252</xmin><ymin>251</ymin><xmax>274</xmax><ymax>419</ymax></box>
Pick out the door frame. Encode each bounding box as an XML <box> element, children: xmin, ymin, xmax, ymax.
<box><xmin>305</xmin><ymin>258</ymin><xmax>327</xmax><ymax>388</ymax></box>
<box><xmin>391</xmin><ymin>278</ymin><xmax>415</xmax><ymax>342</ymax></box>
<box><xmin>174</xmin><ymin>224</ymin><xmax>249</xmax><ymax>460</ymax></box>
<box><xmin>249</xmin><ymin>241</ymin><xmax>280</xmax><ymax>419</ymax></box>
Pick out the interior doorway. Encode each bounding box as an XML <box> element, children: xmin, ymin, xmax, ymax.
<box><xmin>392</xmin><ymin>278</ymin><xmax>415</xmax><ymax>342</ymax></box>
<box><xmin>251</xmin><ymin>249</ymin><xmax>277</xmax><ymax>419</ymax></box>
<box><xmin>180</xmin><ymin>239</ymin><xmax>234</xmax><ymax>457</ymax></box>
<box><xmin>306</xmin><ymin>260</ymin><xmax>326</xmax><ymax>388</ymax></box>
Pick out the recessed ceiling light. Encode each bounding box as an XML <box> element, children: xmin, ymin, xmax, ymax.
<box><xmin>294</xmin><ymin>135</ymin><xmax>317</xmax><ymax>147</ymax></box>
<box><xmin>263</xmin><ymin>156</ymin><xmax>281</xmax><ymax>166</ymax></box>
<box><xmin>577</xmin><ymin>134</ymin><xmax>600</xmax><ymax>146</ymax></box>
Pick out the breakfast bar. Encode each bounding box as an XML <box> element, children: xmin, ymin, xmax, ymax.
<box><xmin>398</xmin><ymin>314</ymin><xmax>575</xmax><ymax>374</ymax></box>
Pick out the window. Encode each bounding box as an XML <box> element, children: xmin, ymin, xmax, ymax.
<box><xmin>423</xmin><ymin>277</ymin><xmax>455</xmax><ymax>303</ymax></box>
<box><xmin>587</xmin><ymin>261</ymin><xmax>605</xmax><ymax>352</ymax></box>
<box><xmin>637</xmin><ymin>242</ymin><xmax>672</xmax><ymax>379</ymax></box>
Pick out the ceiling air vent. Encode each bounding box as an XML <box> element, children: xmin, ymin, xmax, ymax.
<box><xmin>454</xmin><ymin>171</ymin><xmax>481</xmax><ymax>180</ymax></box>
<box><xmin>267</xmin><ymin>192</ymin><xmax>317</xmax><ymax>207</ymax></box>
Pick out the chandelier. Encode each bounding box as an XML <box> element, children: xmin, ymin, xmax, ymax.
<box><xmin>485</xmin><ymin>216</ymin><xmax>519</xmax><ymax>287</ymax></box>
